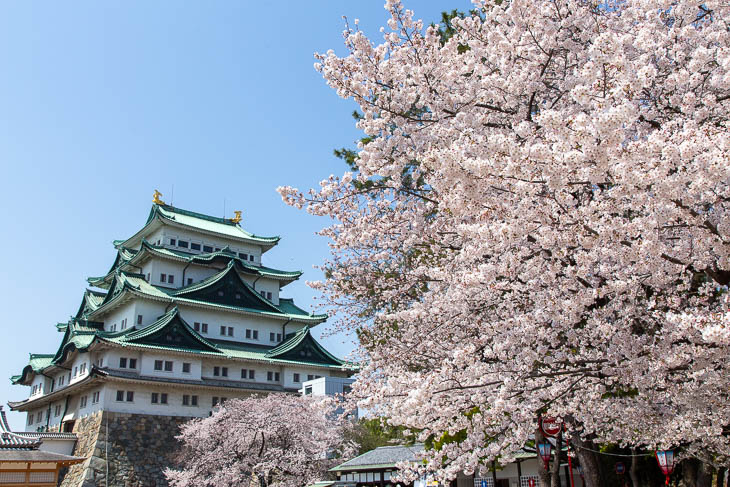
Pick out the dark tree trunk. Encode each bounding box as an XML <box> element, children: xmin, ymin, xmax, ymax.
<box><xmin>698</xmin><ymin>461</ymin><xmax>714</xmax><ymax>487</ymax></box>
<box><xmin>716</xmin><ymin>468</ymin><xmax>726</xmax><ymax>487</ymax></box>
<box><xmin>569</xmin><ymin>435</ymin><xmax>602</xmax><ymax>487</ymax></box>
<box><xmin>551</xmin><ymin>432</ymin><xmax>563</xmax><ymax>487</ymax></box>
<box><xmin>536</xmin><ymin>426</ymin><xmax>553</xmax><ymax>487</ymax></box>
<box><xmin>627</xmin><ymin>449</ymin><xmax>639</xmax><ymax>487</ymax></box>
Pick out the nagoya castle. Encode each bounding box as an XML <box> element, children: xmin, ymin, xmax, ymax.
<box><xmin>8</xmin><ymin>191</ymin><xmax>355</xmax><ymax>487</ymax></box>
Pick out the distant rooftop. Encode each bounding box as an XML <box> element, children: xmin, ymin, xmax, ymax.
<box><xmin>330</xmin><ymin>444</ymin><xmax>425</xmax><ymax>472</ymax></box>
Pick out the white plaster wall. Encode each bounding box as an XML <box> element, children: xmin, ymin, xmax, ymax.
<box><xmin>139</xmin><ymin>353</ymin><xmax>202</xmax><ymax>380</ymax></box>
<box><xmin>253</xmin><ymin>277</ymin><xmax>280</xmax><ymax>305</ymax></box>
<box><xmin>36</xmin><ymin>437</ymin><xmax>77</xmax><ymax>456</ymax></box>
<box><xmin>176</xmin><ymin>305</ymin><xmax>295</xmax><ymax>345</ymax></box>
<box><xmin>133</xmin><ymin>300</ymin><xmax>167</xmax><ymax>328</ymax></box>
<box><xmin>101</xmin><ymin>302</ymin><xmax>136</xmax><ymax>332</ymax></box>
<box><xmin>68</xmin><ymin>354</ymin><xmax>91</xmax><ymax>385</ymax></box>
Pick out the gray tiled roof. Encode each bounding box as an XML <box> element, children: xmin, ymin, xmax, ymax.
<box><xmin>332</xmin><ymin>444</ymin><xmax>425</xmax><ymax>471</ymax></box>
<box><xmin>0</xmin><ymin>406</ymin><xmax>41</xmax><ymax>450</ymax></box>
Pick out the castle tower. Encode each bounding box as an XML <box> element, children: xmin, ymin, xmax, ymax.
<box><xmin>8</xmin><ymin>195</ymin><xmax>355</xmax><ymax>486</ymax></box>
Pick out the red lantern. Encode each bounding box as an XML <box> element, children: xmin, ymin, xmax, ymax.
<box><xmin>655</xmin><ymin>450</ymin><xmax>676</xmax><ymax>485</ymax></box>
<box><xmin>537</xmin><ymin>441</ymin><xmax>552</xmax><ymax>470</ymax></box>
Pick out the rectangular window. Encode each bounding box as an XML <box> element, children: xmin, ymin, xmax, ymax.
<box><xmin>161</xmin><ymin>393</ymin><xmax>168</xmax><ymax>404</ymax></box>
<box><xmin>55</xmin><ymin>405</ymin><xmax>62</xmax><ymax>416</ymax></box>
<box><xmin>168</xmin><ymin>275</ymin><xmax>175</xmax><ymax>284</ymax></box>
<box><xmin>304</xmin><ymin>386</ymin><xmax>312</xmax><ymax>395</ymax></box>
<box><xmin>253</xmin><ymin>330</ymin><xmax>258</xmax><ymax>340</ymax></box>
<box><xmin>213</xmin><ymin>366</ymin><xmax>220</xmax><ymax>377</ymax></box>
<box><xmin>182</xmin><ymin>363</ymin><xmax>191</xmax><ymax>373</ymax></box>
<box><xmin>215</xmin><ymin>247</ymin><xmax>221</xmax><ymax>252</ymax></box>
<box><xmin>267</xmin><ymin>371</ymin><xmax>273</xmax><ymax>381</ymax></box>
<box><xmin>164</xmin><ymin>361</ymin><xmax>173</xmax><ymax>372</ymax></box>
<box><xmin>266</xmin><ymin>292</ymin><xmax>272</xmax><ymax>300</ymax></box>
<box><xmin>212</xmin><ymin>396</ymin><xmax>219</xmax><ymax>406</ymax></box>
<box><xmin>92</xmin><ymin>391</ymin><xmax>100</xmax><ymax>403</ymax></box>
<box><xmin>307</xmin><ymin>374</ymin><xmax>314</xmax><ymax>381</ymax></box>
<box><xmin>249</xmin><ymin>370</ymin><xmax>255</xmax><ymax>379</ymax></box>
<box><xmin>274</xmin><ymin>372</ymin><xmax>280</xmax><ymax>382</ymax></box>
<box><xmin>249</xmin><ymin>254</ymin><xmax>255</xmax><ymax>261</ymax></box>
<box><xmin>270</xmin><ymin>332</ymin><xmax>275</xmax><ymax>342</ymax></box>
<box><xmin>119</xmin><ymin>358</ymin><xmax>127</xmax><ymax>368</ymax></box>
<box><xmin>137</xmin><ymin>314</ymin><xmax>143</xmax><ymax>325</ymax></box>
<box><xmin>151</xmin><ymin>393</ymin><xmax>159</xmax><ymax>404</ymax></box>
<box><xmin>202</xmin><ymin>323</ymin><xmax>208</xmax><ymax>333</ymax></box>
<box><xmin>182</xmin><ymin>395</ymin><xmax>189</xmax><ymax>406</ymax></box>
<box><xmin>160</xmin><ymin>273</ymin><xmax>167</xmax><ymax>283</ymax></box>
<box><xmin>220</xmin><ymin>326</ymin><xmax>226</xmax><ymax>336</ymax></box>
<box><xmin>170</xmin><ymin>238</ymin><xmax>176</xmax><ymax>246</ymax></box>
<box><xmin>194</xmin><ymin>322</ymin><xmax>200</xmax><ymax>332</ymax></box>
<box><xmin>245</xmin><ymin>329</ymin><xmax>251</xmax><ymax>339</ymax></box>
<box><xmin>116</xmin><ymin>390</ymin><xmax>124</xmax><ymax>402</ymax></box>
<box><xmin>154</xmin><ymin>360</ymin><xmax>163</xmax><ymax>371</ymax></box>
<box><xmin>293</xmin><ymin>373</ymin><xmax>300</xmax><ymax>383</ymax></box>
<box><xmin>73</xmin><ymin>367</ymin><xmax>78</xmax><ymax>377</ymax></box>
<box><xmin>191</xmin><ymin>243</ymin><xmax>201</xmax><ymax>251</ymax></box>
<box><xmin>129</xmin><ymin>358</ymin><xmax>137</xmax><ymax>369</ymax></box>
<box><xmin>241</xmin><ymin>369</ymin><xmax>247</xmax><ymax>379</ymax></box>
<box><xmin>28</xmin><ymin>414</ymin><xmax>33</xmax><ymax>425</ymax></box>
<box><xmin>238</xmin><ymin>252</ymin><xmax>246</xmax><ymax>259</ymax></box>
<box><xmin>203</xmin><ymin>245</ymin><xmax>213</xmax><ymax>253</ymax></box>
<box><xmin>187</xmin><ymin>278</ymin><xmax>193</xmax><ymax>285</ymax></box>
<box><xmin>178</xmin><ymin>240</ymin><xmax>189</xmax><ymax>248</ymax></box>
<box><xmin>191</xmin><ymin>395</ymin><xmax>198</xmax><ymax>406</ymax></box>
<box><xmin>222</xmin><ymin>367</ymin><xmax>228</xmax><ymax>377</ymax></box>
<box><xmin>227</xmin><ymin>327</ymin><xmax>233</xmax><ymax>337</ymax></box>
<box><xmin>126</xmin><ymin>391</ymin><xmax>134</xmax><ymax>402</ymax></box>
<box><xmin>276</xmin><ymin>333</ymin><xmax>282</xmax><ymax>342</ymax></box>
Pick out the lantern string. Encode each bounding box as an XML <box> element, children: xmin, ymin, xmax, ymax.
<box><xmin>571</xmin><ymin>445</ymin><xmax>655</xmax><ymax>457</ymax></box>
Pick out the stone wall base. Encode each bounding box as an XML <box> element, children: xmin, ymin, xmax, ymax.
<box><xmin>58</xmin><ymin>411</ymin><xmax>188</xmax><ymax>487</ymax></box>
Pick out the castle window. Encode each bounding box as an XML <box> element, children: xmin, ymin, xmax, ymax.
<box><xmin>307</xmin><ymin>375</ymin><xmax>314</xmax><ymax>381</ymax></box>
<box><xmin>168</xmin><ymin>275</ymin><xmax>175</xmax><ymax>284</ymax></box>
<box><xmin>191</xmin><ymin>395</ymin><xmax>198</xmax><ymax>406</ymax></box>
<box><xmin>215</xmin><ymin>247</ymin><xmax>221</xmax><ymax>252</ymax></box>
<box><xmin>304</xmin><ymin>386</ymin><xmax>312</xmax><ymax>395</ymax></box>
<box><xmin>170</xmin><ymin>238</ymin><xmax>176</xmax><ymax>246</ymax></box>
<box><xmin>293</xmin><ymin>373</ymin><xmax>300</xmax><ymax>383</ymax></box>
<box><xmin>249</xmin><ymin>370</ymin><xmax>255</xmax><ymax>379</ymax></box>
<box><xmin>92</xmin><ymin>391</ymin><xmax>100</xmax><ymax>403</ymax></box>
<box><xmin>212</xmin><ymin>397</ymin><xmax>219</xmax><ymax>406</ymax></box>
<box><xmin>154</xmin><ymin>360</ymin><xmax>163</xmax><ymax>371</ymax></box>
<box><xmin>126</xmin><ymin>391</ymin><xmax>134</xmax><ymax>402</ymax></box>
<box><xmin>160</xmin><ymin>273</ymin><xmax>167</xmax><ymax>283</ymax></box>
<box><xmin>129</xmin><ymin>359</ymin><xmax>137</xmax><ymax>369</ymax></box>
<box><xmin>187</xmin><ymin>278</ymin><xmax>193</xmax><ymax>285</ymax></box>
<box><xmin>119</xmin><ymin>358</ymin><xmax>127</xmax><ymax>368</ymax></box>
<box><xmin>183</xmin><ymin>395</ymin><xmax>198</xmax><ymax>406</ymax></box>
<box><xmin>116</xmin><ymin>390</ymin><xmax>124</xmax><ymax>402</ymax></box>
<box><xmin>151</xmin><ymin>393</ymin><xmax>159</xmax><ymax>404</ymax></box>
<box><xmin>266</xmin><ymin>292</ymin><xmax>272</xmax><ymax>300</ymax></box>
<box><xmin>164</xmin><ymin>361</ymin><xmax>173</xmax><ymax>372</ymax></box>
<box><xmin>202</xmin><ymin>323</ymin><xmax>208</xmax><ymax>333</ymax></box>
<box><xmin>213</xmin><ymin>366</ymin><xmax>220</xmax><ymax>377</ymax></box>
<box><xmin>276</xmin><ymin>333</ymin><xmax>282</xmax><ymax>342</ymax></box>
<box><xmin>182</xmin><ymin>363</ymin><xmax>191</xmax><ymax>373</ymax></box>
<box><xmin>227</xmin><ymin>327</ymin><xmax>233</xmax><ymax>337</ymax></box>
<box><xmin>238</xmin><ymin>252</ymin><xmax>246</xmax><ymax>260</ymax></box>
<box><xmin>241</xmin><ymin>369</ymin><xmax>246</xmax><ymax>379</ymax></box>
<box><xmin>191</xmin><ymin>243</ymin><xmax>201</xmax><ymax>251</ymax></box>
<box><xmin>194</xmin><ymin>322</ymin><xmax>200</xmax><ymax>332</ymax></box>
<box><xmin>178</xmin><ymin>240</ymin><xmax>189</xmax><ymax>248</ymax></box>
<box><xmin>73</xmin><ymin>367</ymin><xmax>78</xmax><ymax>378</ymax></box>
<box><xmin>220</xmin><ymin>326</ymin><xmax>226</xmax><ymax>336</ymax></box>
<box><xmin>253</xmin><ymin>330</ymin><xmax>258</xmax><ymax>340</ymax></box>
<box><xmin>137</xmin><ymin>314</ymin><xmax>143</xmax><ymax>325</ymax></box>
<box><xmin>249</xmin><ymin>255</ymin><xmax>255</xmax><ymax>261</ymax></box>
<box><xmin>222</xmin><ymin>367</ymin><xmax>228</xmax><ymax>377</ymax></box>
<box><xmin>161</xmin><ymin>393</ymin><xmax>168</xmax><ymax>404</ymax></box>
<box><xmin>270</xmin><ymin>332</ymin><xmax>275</xmax><ymax>342</ymax></box>
<box><xmin>80</xmin><ymin>363</ymin><xmax>87</xmax><ymax>374</ymax></box>
<box><xmin>267</xmin><ymin>371</ymin><xmax>273</xmax><ymax>381</ymax></box>
<box><xmin>203</xmin><ymin>245</ymin><xmax>213</xmax><ymax>253</ymax></box>
<box><xmin>28</xmin><ymin>414</ymin><xmax>34</xmax><ymax>424</ymax></box>
<box><xmin>246</xmin><ymin>329</ymin><xmax>251</xmax><ymax>339</ymax></box>
<box><xmin>80</xmin><ymin>396</ymin><xmax>88</xmax><ymax>408</ymax></box>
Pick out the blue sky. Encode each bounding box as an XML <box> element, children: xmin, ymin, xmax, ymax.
<box><xmin>0</xmin><ymin>1</ymin><xmax>472</xmax><ymax>429</ymax></box>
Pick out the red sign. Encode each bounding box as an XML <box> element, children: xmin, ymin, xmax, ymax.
<box><xmin>528</xmin><ymin>479</ymin><xmax>536</xmax><ymax>487</ymax></box>
<box><xmin>540</xmin><ymin>417</ymin><xmax>562</xmax><ymax>437</ymax></box>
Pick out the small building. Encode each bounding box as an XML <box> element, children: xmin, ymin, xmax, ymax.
<box><xmin>0</xmin><ymin>406</ymin><xmax>83</xmax><ymax>486</ymax></box>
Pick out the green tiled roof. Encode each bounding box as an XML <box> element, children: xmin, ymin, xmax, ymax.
<box><xmin>86</xmin><ymin>267</ymin><xmax>326</xmax><ymax>325</ymax></box>
<box><xmin>118</xmin><ymin>204</ymin><xmax>280</xmax><ymax>250</ymax></box>
<box><xmin>12</xmin><ymin>308</ymin><xmax>354</xmax><ymax>385</ymax></box>
<box><xmin>88</xmin><ymin>240</ymin><xmax>301</xmax><ymax>290</ymax></box>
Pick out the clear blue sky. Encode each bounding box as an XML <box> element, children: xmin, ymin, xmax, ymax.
<box><xmin>0</xmin><ymin>1</ymin><xmax>471</xmax><ymax>429</ymax></box>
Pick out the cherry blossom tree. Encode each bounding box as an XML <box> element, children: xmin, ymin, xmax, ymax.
<box><xmin>279</xmin><ymin>0</ymin><xmax>730</xmax><ymax>483</ymax></box>
<box><xmin>164</xmin><ymin>394</ymin><xmax>353</xmax><ymax>487</ymax></box>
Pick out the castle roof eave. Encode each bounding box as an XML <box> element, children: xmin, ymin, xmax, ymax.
<box><xmin>118</xmin><ymin>204</ymin><xmax>281</xmax><ymax>251</ymax></box>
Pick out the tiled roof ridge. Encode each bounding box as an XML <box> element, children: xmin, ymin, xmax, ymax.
<box><xmin>153</xmin><ymin>204</ymin><xmax>280</xmax><ymax>242</ymax></box>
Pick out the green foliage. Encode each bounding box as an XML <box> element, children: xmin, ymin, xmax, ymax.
<box><xmin>347</xmin><ymin>417</ymin><xmax>416</xmax><ymax>455</ymax></box>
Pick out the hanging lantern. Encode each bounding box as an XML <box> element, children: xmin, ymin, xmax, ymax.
<box><xmin>655</xmin><ymin>450</ymin><xmax>676</xmax><ymax>486</ymax></box>
<box><xmin>537</xmin><ymin>441</ymin><xmax>552</xmax><ymax>470</ymax></box>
